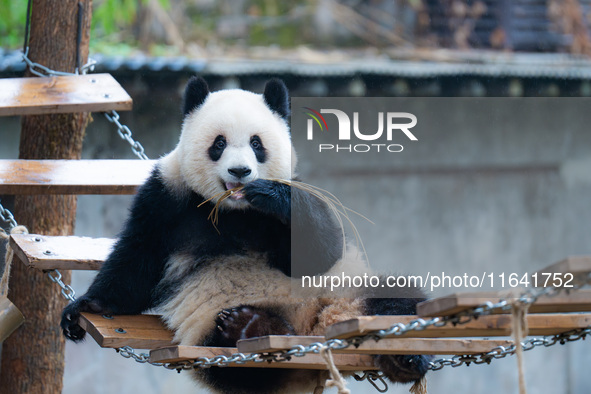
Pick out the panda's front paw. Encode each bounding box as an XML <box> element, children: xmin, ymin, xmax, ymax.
<box><xmin>243</xmin><ymin>179</ymin><xmax>290</xmax><ymax>223</ymax></box>
<box><xmin>374</xmin><ymin>354</ymin><xmax>431</xmax><ymax>384</ymax></box>
<box><xmin>61</xmin><ymin>296</ymin><xmax>107</xmax><ymax>342</ymax></box>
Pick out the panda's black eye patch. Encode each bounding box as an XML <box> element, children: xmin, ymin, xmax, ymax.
<box><xmin>208</xmin><ymin>135</ymin><xmax>226</xmax><ymax>161</ymax></box>
<box><xmin>250</xmin><ymin>135</ymin><xmax>266</xmax><ymax>163</ymax></box>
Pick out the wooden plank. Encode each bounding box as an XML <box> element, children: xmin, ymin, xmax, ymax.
<box><xmin>325</xmin><ymin>313</ymin><xmax>591</xmax><ymax>339</ymax></box>
<box><xmin>237</xmin><ymin>335</ymin><xmax>513</xmax><ymax>355</ymax></box>
<box><xmin>0</xmin><ymin>159</ymin><xmax>155</xmax><ymax>195</ymax></box>
<box><xmin>417</xmin><ymin>289</ymin><xmax>591</xmax><ymax>317</ymax></box>
<box><xmin>535</xmin><ymin>256</ymin><xmax>591</xmax><ymax>284</ymax></box>
<box><xmin>78</xmin><ymin>312</ymin><xmax>173</xmax><ymax>349</ymax></box>
<box><xmin>0</xmin><ymin>74</ymin><xmax>132</xmax><ymax>116</ymax></box>
<box><xmin>149</xmin><ymin>345</ymin><xmax>378</xmax><ymax>370</ymax></box>
<box><xmin>10</xmin><ymin>234</ymin><xmax>114</xmax><ymax>270</ymax></box>
<box><xmin>238</xmin><ymin>336</ymin><xmax>325</xmax><ymax>353</ymax></box>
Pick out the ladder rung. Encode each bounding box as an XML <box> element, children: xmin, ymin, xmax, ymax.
<box><xmin>10</xmin><ymin>234</ymin><xmax>113</xmax><ymax>270</ymax></box>
<box><xmin>0</xmin><ymin>74</ymin><xmax>132</xmax><ymax>116</ymax></box>
<box><xmin>0</xmin><ymin>159</ymin><xmax>154</xmax><ymax>195</ymax></box>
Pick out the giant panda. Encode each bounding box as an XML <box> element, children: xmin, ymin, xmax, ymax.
<box><xmin>61</xmin><ymin>77</ymin><xmax>430</xmax><ymax>393</ymax></box>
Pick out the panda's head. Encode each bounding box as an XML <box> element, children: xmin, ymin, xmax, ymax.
<box><xmin>172</xmin><ymin>77</ymin><xmax>296</xmax><ymax>209</ymax></box>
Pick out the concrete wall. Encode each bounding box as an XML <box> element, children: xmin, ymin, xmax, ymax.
<box><xmin>1</xmin><ymin>77</ymin><xmax>590</xmax><ymax>394</ymax></box>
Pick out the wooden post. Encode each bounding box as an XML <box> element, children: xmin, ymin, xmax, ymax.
<box><xmin>0</xmin><ymin>1</ymin><xmax>93</xmax><ymax>393</ymax></box>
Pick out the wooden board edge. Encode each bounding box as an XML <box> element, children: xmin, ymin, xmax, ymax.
<box><xmin>78</xmin><ymin>312</ymin><xmax>106</xmax><ymax>347</ymax></box>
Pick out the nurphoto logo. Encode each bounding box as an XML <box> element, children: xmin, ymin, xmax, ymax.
<box><xmin>303</xmin><ymin>107</ymin><xmax>418</xmax><ymax>153</ymax></box>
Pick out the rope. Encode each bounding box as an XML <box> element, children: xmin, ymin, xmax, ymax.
<box><xmin>319</xmin><ymin>346</ymin><xmax>350</xmax><ymax>394</ymax></box>
<box><xmin>409</xmin><ymin>377</ymin><xmax>427</xmax><ymax>394</ymax></box>
<box><xmin>0</xmin><ymin>226</ymin><xmax>29</xmax><ymax>297</ymax></box>
<box><xmin>511</xmin><ymin>298</ymin><xmax>530</xmax><ymax>394</ymax></box>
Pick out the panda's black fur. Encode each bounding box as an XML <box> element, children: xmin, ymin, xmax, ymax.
<box><xmin>61</xmin><ymin>77</ymin><xmax>430</xmax><ymax>393</ymax></box>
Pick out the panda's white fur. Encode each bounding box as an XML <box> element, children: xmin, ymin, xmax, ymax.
<box><xmin>159</xmin><ymin>246</ymin><xmax>369</xmax><ymax>348</ymax></box>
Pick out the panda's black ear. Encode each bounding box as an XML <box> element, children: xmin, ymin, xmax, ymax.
<box><xmin>183</xmin><ymin>76</ymin><xmax>210</xmax><ymax>117</ymax></box>
<box><xmin>263</xmin><ymin>79</ymin><xmax>290</xmax><ymax>121</ymax></box>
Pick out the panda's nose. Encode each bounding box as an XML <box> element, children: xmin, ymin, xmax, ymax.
<box><xmin>228</xmin><ymin>167</ymin><xmax>252</xmax><ymax>179</ymax></box>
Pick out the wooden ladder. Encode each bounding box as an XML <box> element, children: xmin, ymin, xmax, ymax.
<box><xmin>1</xmin><ymin>73</ymin><xmax>590</xmax><ymax>373</ymax></box>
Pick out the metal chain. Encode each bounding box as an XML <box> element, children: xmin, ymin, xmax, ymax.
<box><xmin>354</xmin><ymin>371</ymin><xmax>388</xmax><ymax>393</ymax></box>
<box><xmin>0</xmin><ymin>200</ymin><xmax>18</xmax><ymax>230</ymax></box>
<box><xmin>429</xmin><ymin>327</ymin><xmax>590</xmax><ymax>371</ymax></box>
<box><xmin>46</xmin><ymin>270</ymin><xmax>76</xmax><ymax>302</ymax></box>
<box><xmin>104</xmin><ymin>110</ymin><xmax>149</xmax><ymax>160</ymax></box>
<box><xmin>151</xmin><ymin>278</ymin><xmax>591</xmax><ymax>373</ymax></box>
<box><xmin>21</xmin><ymin>48</ymin><xmax>146</xmax><ymax>161</ymax></box>
<box><xmin>22</xmin><ymin>47</ymin><xmax>96</xmax><ymax>77</ymax></box>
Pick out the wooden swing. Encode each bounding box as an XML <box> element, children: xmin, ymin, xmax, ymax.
<box><xmin>1</xmin><ymin>72</ymin><xmax>590</xmax><ymax>392</ymax></box>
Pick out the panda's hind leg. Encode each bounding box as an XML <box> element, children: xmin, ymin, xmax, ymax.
<box><xmin>212</xmin><ymin>305</ymin><xmax>295</xmax><ymax>347</ymax></box>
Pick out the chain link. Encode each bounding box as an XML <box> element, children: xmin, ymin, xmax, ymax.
<box><xmin>0</xmin><ymin>200</ymin><xmax>18</xmax><ymax>230</ymax></box>
<box><xmin>354</xmin><ymin>371</ymin><xmax>388</xmax><ymax>393</ymax></box>
<box><xmin>21</xmin><ymin>48</ymin><xmax>147</xmax><ymax>161</ymax></box>
<box><xmin>22</xmin><ymin>47</ymin><xmax>96</xmax><ymax>77</ymax></box>
<box><xmin>103</xmin><ymin>110</ymin><xmax>149</xmax><ymax>160</ymax></box>
<box><xmin>46</xmin><ymin>269</ymin><xmax>77</xmax><ymax>302</ymax></box>
<box><xmin>429</xmin><ymin>327</ymin><xmax>590</xmax><ymax>371</ymax></box>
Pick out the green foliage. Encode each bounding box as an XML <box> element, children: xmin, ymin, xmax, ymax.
<box><xmin>0</xmin><ymin>1</ymin><xmax>28</xmax><ymax>49</ymax></box>
<box><xmin>0</xmin><ymin>0</ymin><xmax>169</xmax><ymax>50</ymax></box>
<box><xmin>92</xmin><ymin>0</ymin><xmax>169</xmax><ymax>43</ymax></box>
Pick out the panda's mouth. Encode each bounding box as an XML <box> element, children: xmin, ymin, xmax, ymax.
<box><xmin>224</xmin><ymin>182</ymin><xmax>245</xmax><ymax>200</ymax></box>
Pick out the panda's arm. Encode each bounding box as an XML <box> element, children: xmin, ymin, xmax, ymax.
<box><xmin>61</xmin><ymin>168</ymin><xmax>177</xmax><ymax>341</ymax></box>
<box><xmin>243</xmin><ymin>179</ymin><xmax>343</xmax><ymax>277</ymax></box>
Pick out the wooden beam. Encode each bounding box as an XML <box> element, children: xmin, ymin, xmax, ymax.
<box><xmin>149</xmin><ymin>345</ymin><xmax>379</xmax><ymax>370</ymax></box>
<box><xmin>10</xmin><ymin>234</ymin><xmax>114</xmax><ymax>270</ymax></box>
<box><xmin>237</xmin><ymin>335</ymin><xmax>513</xmax><ymax>355</ymax></box>
<box><xmin>78</xmin><ymin>313</ymin><xmax>173</xmax><ymax>349</ymax></box>
<box><xmin>417</xmin><ymin>289</ymin><xmax>591</xmax><ymax>317</ymax></box>
<box><xmin>325</xmin><ymin>313</ymin><xmax>591</xmax><ymax>339</ymax></box>
<box><xmin>0</xmin><ymin>159</ymin><xmax>154</xmax><ymax>195</ymax></box>
<box><xmin>0</xmin><ymin>74</ymin><xmax>132</xmax><ymax>116</ymax></box>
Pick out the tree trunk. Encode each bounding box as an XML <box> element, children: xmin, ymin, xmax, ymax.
<box><xmin>0</xmin><ymin>1</ymin><xmax>93</xmax><ymax>393</ymax></box>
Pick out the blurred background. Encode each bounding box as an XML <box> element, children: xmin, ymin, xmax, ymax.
<box><xmin>1</xmin><ymin>0</ymin><xmax>591</xmax><ymax>393</ymax></box>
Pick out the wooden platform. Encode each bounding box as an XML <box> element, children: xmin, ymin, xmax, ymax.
<box><xmin>149</xmin><ymin>345</ymin><xmax>379</xmax><ymax>370</ymax></box>
<box><xmin>10</xmin><ymin>234</ymin><xmax>114</xmax><ymax>270</ymax></box>
<box><xmin>0</xmin><ymin>74</ymin><xmax>132</xmax><ymax>116</ymax></box>
<box><xmin>325</xmin><ymin>313</ymin><xmax>591</xmax><ymax>339</ymax></box>
<box><xmin>78</xmin><ymin>311</ymin><xmax>591</xmax><ymax>351</ymax></box>
<box><xmin>237</xmin><ymin>335</ymin><xmax>513</xmax><ymax>355</ymax></box>
<box><xmin>0</xmin><ymin>159</ymin><xmax>154</xmax><ymax>195</ymax></box>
